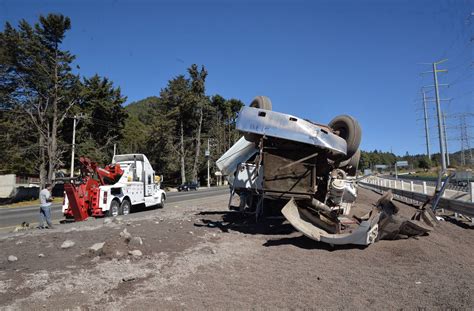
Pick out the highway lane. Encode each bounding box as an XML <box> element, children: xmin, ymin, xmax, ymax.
<box><xmin>0</xmin><ymin>187</ymin><xmax>229</xmax><ymax>230</ymax></box>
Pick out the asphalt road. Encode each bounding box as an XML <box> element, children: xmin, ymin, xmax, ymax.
<box><xmin>0</xmin><ymin>187</ymin><xmax>229</xmax><ymax>231</ymax></box>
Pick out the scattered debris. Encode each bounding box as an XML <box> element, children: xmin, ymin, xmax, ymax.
<box><xmin>377</xmin><ymin>191</ymin><xmax>433</xmax><ymax>241</ymax></box>
<box><xmin>7</xmin><ymin>255</ymin><xmax>18</xmax><ymax>262</ymax></box>
<box><xmin>103</xmin><ymin>218</ymin><xmax>113</xmax><ymax>225</ymax></box>
<box><xmin>122</xmin><ymin>276</ymin><xmax>136</xmax><ymax>282</ymax></box>
<box><xmin>113</xmin><ymin>217</ymin><xmax>124</xmax><ymax>225</ymax></box>
<box><xmin>38</xmin><ymin>253</ymin><xmax>45</xmax><ymax>258</ymax></box>
<box><xmin>128</xmin><ymin>250</ymin><xmax>142</xmax><ymax>257</ymax></box>
<box><xmin>61</xmin><ymin>240</ymin><xmax>75</xmax><ymax>249</ymax></box>
<box><xmin>12</xmin><ymin>222</ymin><xmax>30</xmax><ymax>233</ymax></box>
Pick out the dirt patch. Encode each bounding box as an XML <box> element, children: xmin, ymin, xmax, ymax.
<box><xmin>0</xmin><ymin>190</ymin><xmax>473</xmax><ymax>310</ymax></box>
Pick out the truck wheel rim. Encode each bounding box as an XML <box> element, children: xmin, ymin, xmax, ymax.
<box><xmin>111</xmin><ymin>204</ymin><xmax>118</xmax><ymax>217</ymax></box>
<box><xmin>123</xmin><ymin>202</ymin><xmax>130</xmax><ymax>215</ymax></box>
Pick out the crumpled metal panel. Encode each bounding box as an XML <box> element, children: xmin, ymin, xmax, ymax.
<box><xmin>236</xmin><ymin>107</ymin><xmax>347</xmax><ymax>155</ymax></box>
<box><xmin>216</xmin><ymin>136</ymin><xmax>258</xmax><ymax>179</ymax></box>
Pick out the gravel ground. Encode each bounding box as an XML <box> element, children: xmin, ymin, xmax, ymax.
<box><xmin>0</xmin><ymin>188</ymin><xmax>473</xmax><ymax>310</ymax></box>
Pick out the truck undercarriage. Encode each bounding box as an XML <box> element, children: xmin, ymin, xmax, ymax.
<box><xmin>217</xmin><ymin>96</ymin><xmax>433</xmax><ymax>246</ymax></box>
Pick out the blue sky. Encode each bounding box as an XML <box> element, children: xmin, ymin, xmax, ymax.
<box><xmin>1</xmin><ymin>0</ymin><xmax>472</xmax><ymax>156</ymax></box>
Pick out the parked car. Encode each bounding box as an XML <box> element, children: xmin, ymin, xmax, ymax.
<box><xmin>177</xmin><ymin>181</ymin><xmax>199</xmax><ymax>191</ymax></box>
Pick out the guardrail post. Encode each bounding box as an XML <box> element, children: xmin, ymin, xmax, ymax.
<box><xmin>410</xmin><ymin>181</ymin><xmax>414</xmax><ymax>204</ymax></box>
<box><xmin>423</xmin><ymin>182</ymin><xmax>427</xmax><ymax>194</ymax></box>
<box><xmin>401</xmin><ymin>180</ymin><xmax>404</xmax><ymax>190</ymax></box>
<box><xmin>470</xmin><ymin>182</ymin><xmax>474</xmax><ymax>203</ymax></box>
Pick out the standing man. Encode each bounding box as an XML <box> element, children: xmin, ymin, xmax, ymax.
<box><xmin>38</xmin><ymin>184</ymin><xmax>54</xmax><ymax>229</ymax></box>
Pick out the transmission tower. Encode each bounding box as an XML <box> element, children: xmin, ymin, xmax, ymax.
<box><xmin>460</xmin><ymin>114</ymin><xmax>473</xmax><ymax>165</ymax></box>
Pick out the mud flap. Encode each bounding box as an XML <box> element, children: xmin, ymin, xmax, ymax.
<box><xmin>282</xmin><ymin>198</ymin><xmax>380</xmax><ymax>246</ymax></box>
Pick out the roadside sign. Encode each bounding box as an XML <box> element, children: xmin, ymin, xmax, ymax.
<box><xmin>396</xmin><ymin>161</ymin><xmax>408</xmax><ymax>167</ymax></box>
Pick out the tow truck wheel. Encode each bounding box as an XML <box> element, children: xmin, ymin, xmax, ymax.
<box><xmin>120</xmin><ymin>199</ymin><xmax>131</xmax><ymax>215</ymax></box>
<box><xmin>108</xmin><ymin>200</ymin><xmax>120</xmax><ymax>217</ymax></box>
<box><xmin>159</xmin><ymin>194</ymin><xmax>165</xmax><ymax>208</ymax></box>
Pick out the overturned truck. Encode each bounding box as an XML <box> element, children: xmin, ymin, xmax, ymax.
<box><xmin>217</xmin><ymin>96</ymin><xmax>432</xmax><ymax>246</ymax></box>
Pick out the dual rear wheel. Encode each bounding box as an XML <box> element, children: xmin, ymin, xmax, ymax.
<box><xmin>107</xmin><ymin>199</ymin><xmax>131</xmax><ymax>217</ymax></box>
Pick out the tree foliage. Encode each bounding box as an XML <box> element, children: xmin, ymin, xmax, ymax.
<box><xmin>0</xmin><ymin>15</ymin><xmax>127</xmax><ymax>184</ymax></box>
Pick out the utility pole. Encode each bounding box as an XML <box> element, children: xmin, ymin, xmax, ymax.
<box><xmin>422</xmin><ymin>89</ymin><xmax>431</xmax><ymax>159</ymax></box>
<box><xmin>424</xmin><ymin>59</ymin><xmax>449</xmax><ymax>170</ymax></box>
<box><xmin>70</xmin><ymin>114</ymin><xmax>84</xmax><ymax>177</ymax></box>
<box><xmin>206</xmin><ymin>138</ymin><xmax>210</xmax><ymax>188</ymax></box>
<box><xmin>442</xmin><ymin>112</ymin><xmax>450</xmax><ymax>166</ymax></box>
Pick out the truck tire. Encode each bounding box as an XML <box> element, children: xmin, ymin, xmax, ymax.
<box><xmin>250</xmin><ymin>96</ymin><xmax>272</xmax><ymax>111</ymax></box>
<box><xmin>107</xmin><ymin>200</ymin><xmax>120</xmax><ymax>217</ymax></box>
<box><xmin>120</xmin><ymin>199</ymin><xmax>131</xmax><ymax>215</ymax></box>
<box><xmin>328</xmin><ymin>115</ymin><xmax>361</xmax><ymax>160</ymax></box>
<box><xmin>339</xmin><ymin>148</ymin><xmax>360</xmax><ymax>176</ymax></box>
<box><xmin>159</xmin><ymin>194</ymin><xmax>165</xmax><ymax>208</ymax></box>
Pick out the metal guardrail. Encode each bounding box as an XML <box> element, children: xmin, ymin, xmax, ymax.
<box><xmin>383</xmin><ymin>176</ymin><xmax>469</xmax><ymax>193</ymax></box>
<box><xmin>359</xmin><ymin>177</ymin><xmax>474</xmax><ymax>218</ymax></box>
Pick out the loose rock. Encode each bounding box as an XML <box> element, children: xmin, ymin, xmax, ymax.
<box><xmin>8</xmin><ymin>255</ymin><xmax>18</xmax><ymax>262</ymax></box>
<box><xmin>61</xmin><ymin>240</ymin><xmax>75</xmax><ymax>249</ymax></box>
<box><xmin>89</xmin><ymin>242</ymin><xmax>105</xmax><ymax>255</ymax></box>
<box><xmin>122</xmin><ymin>276</ymin><xmax>136</xmax><ymax>282</ymax></box>
<box><xmin>38</xmin><ymin>253</ymin><xmax>45</xmax><ymax>258</ymax></box>
<box><xmin>91</xmin><ymin>256</ymin><xmax>100</xmax><ymax>262</ymax></box>
<box><xmin>128</xmin><ymin>250</ymin><xmax>142</xmax><ymax>257</ymax></box>
<box><xmin>129</xmin><ymin>236</ymin><xmax>143</xmax><ymax>247</ymax></box>
<box><xmin>120</xmin><ymin>228</ymin><xmax>132</xmax><ymax>241</ymax></box>
<box><xmin>113</xmin><ymin>217</ymin><xmax>123</xmax><ymax>224</ymax></box>
<box><xmin>103</xmin><ymin>218</ymin><xmax>113</xmax><ymax>225</ymax></box>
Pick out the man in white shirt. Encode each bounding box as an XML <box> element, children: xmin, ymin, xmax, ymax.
<box><xmin>38</xmin><ymin>184</ymin><xmax>54</xmax><ymax>229</ymax></box>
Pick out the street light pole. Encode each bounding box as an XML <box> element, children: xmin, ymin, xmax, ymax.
<box><xmin>70</xmin><ymin>115</ymin><xmax>77</xmax><ymax>178</ymax></box>
<box><xmin>207</xmin><ymin>138</ymin><xmax>210</xmax><ymax>188</ymax></box>
<box><xmin>70</xmin><ymin>114</ymin><xmax>84</xmax><ymax>177</ymax></box>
